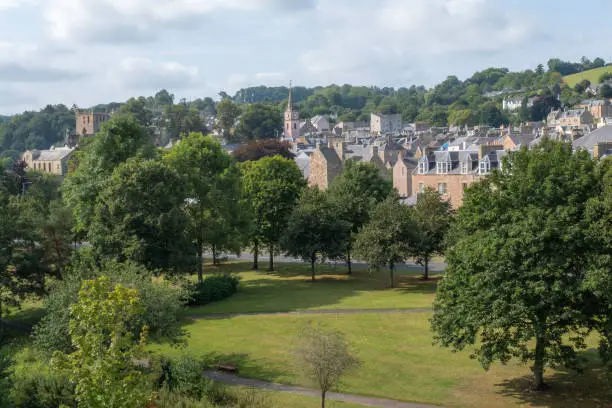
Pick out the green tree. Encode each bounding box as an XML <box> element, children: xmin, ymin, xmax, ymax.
<box><xmin>215</xmin><ymin>99</ymin><xmax>242</xmax><ymax>143</ymax></box>
<box><xmin>447</xmin><ymin>109</ymin><xmax>474</xmax><ymax>126</ymax></box>
<box><xmin>52</xmin><ymin>277</ymin><xmax>151</xmax><ymax>408</ymax></box>
<box><xmin>242</xmin><ymin>156</ymin><xmax>306</xmax><ymax>271</ymax></box>
<box><xmin>233</xmin><ymin>139</ymin><xmax>295</xmax><ymax>163</ymax></box>
<box><xmin>431</xmin><ymin>141</ymin><xmax>602</xmax><ymax>390</ymax></box>
<box><xmin>294</xmin><ymin>323</ymin><xmax>360</xmax><ymax>408</ymax></box>
<box><xmin>164</xmin><ymin>103</ymin><xmax>208</xmax><ymax>141</ymax></box>
<box><xmin>600</xmin><ymin>84</ymin><xmax>612</xmax><ymax>99</ymax></box>
<box><xmin>354</xmin><ymin>195</ymin><xmax>414</xmax><ymax>288</ymax></box>
<box><xmin>119</xmin><ymin>97</ymin><xmax>153</xmax><ymax>128</ymax></box>
<box><xmin>281</xmin><ymin>188</ymin><xmax>349</xmax><ymax>281</ymax></box>
<box><xmin>236</xmin><ymin>103</ymin><xmax>283</xmax><ymax>142</ymax></box>
<box><xmin>165</xmin><ymin>133</ymin><xmax>245</xmax><ymax>279</ymax></box>
<box><xmin>328</xmin><ymin>161</ymin><xmax>393</xmax><ymax>274</ymax></box>
<box><xmin>90</xmin><ymin>158</ymin><xmax>194</xmax><ymax>273</ymax></box>
<box><xmin>408</xmin><ymin>188</ymin><xmax>453</xmax><ymax>280</ymax></box>
<box><xmin>62</xmin><ymin>115</ymin><xmax>156</xmax><ymax>239</ymax></box>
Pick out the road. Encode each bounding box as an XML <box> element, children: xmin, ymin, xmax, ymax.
<box><xmin>205</xmin><ymin>252</ymin><xmax>446</xmax><ymax>273</ymax></box>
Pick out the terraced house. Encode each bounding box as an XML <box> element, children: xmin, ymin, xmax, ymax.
<box><xmin>411</xmin><ymin>144</ymin><xmax>505</xmax><ymax>208</ymax></box>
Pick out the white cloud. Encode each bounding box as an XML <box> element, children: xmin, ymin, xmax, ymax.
<box><xmin>0</xmin><ymin>0</ymin><xmax>22</xmax><ymax>10</ymax></box>
<box><xmin>44</xmin><ymin>0</ymin><xmax>315</xmax><ymax>43</ymax></box>
<box><xmin>299</xmin><ymin>0</ymin><xmax>536</xmax><ymax>83</ymax></box>
<box><xmin>0</xmin><ymin>42</ymin><xmax>85</xmax><ymax>82</ymax></box>
<box><xmin>112</xmin><ymin>57</ymin><xmax>199</xmax><ymax>90</ymax></box>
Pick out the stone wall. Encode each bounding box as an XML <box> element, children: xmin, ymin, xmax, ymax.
<box><xmin>412</xmin><ymin>173</ymin><xmax>481</xmax><ymax>208</ymax></box>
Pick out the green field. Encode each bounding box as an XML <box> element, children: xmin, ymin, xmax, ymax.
<box><xmin>154</xmin><ymin>262</ymin><xmax>611</xmax><ymax>408</ymax></box>
<box><xmin>564</xmin><ymin>66</ymin><xmax>612</xmax><ymax>87</ymax></box>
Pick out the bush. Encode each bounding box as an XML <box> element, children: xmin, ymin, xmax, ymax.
<box><xmin>34</xmin><ymin>256</ymin><xmax>188</xmax><ymax>354</ymax></box>
<box><xmin>188</xmin><ymin>274</ymin><xmax>240</xmax><ymax>306</ymax></box>
<box><xmin>10</xmin><ymin>368</ymin><xmax>76</xmax><ymax>408</ymax></box>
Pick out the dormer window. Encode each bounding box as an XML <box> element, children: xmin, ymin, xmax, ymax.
<box><xmin>418</xmin><ymin>157</ymin><xmax>428</xmax><ymax>174</ymax></box>
<box><xmin>479</xmin><ymin>158</ymin><xmax>491</xmax><ymax>175</ymax></box>
<box><xmin>460</xmin><ymin>161</ymin><xmax>469</xmax><ymax>174</ymax></box>
<box><xmin>436</xmin><ymin>161</ymin><xmax>451</xmax><ymax>174</ymax></box>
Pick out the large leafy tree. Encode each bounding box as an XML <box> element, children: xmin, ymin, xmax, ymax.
<box><xmin>233</xmin><ymin>139</ymin><xmax>295</xmax><ymax>163</ymax></box>
<box><xmin>214</xmin><ymin>99</ymin><xmax>242</xmax><ymax>143</ymax></box>
<box><xmin>62</xmin><ymin>115</ymin><xmax>156</xmax><ymax>239</ymax></box>
<box><xmin>164</xmin><ymin>102</ymin><xmax>208</xmax><ymax>141</ymax></box>
<box><xmin>281</xmin><ymin>188</ymin><xmax>349</xmax><ymax>281</ymax></box>
<box><xmin>236</xmin><ymin>103</ymin><xmax>283</xmax><ymax>142</ymax></box>
<box><xmin>328</xmin><ymin>161</ymin><xmax>393</xmax><ymax>274</ymax></box>
<box><xmin>431</xmin><ymin>140</ymin><xmax>604</xmax><ymax>390</ymax></box>
<box><xmin>90</xmin><ymin>158</ymin><xmax>194</xmax><ymax>273</ymax></box>
<box><xmin>409</xmin><ymin>188</ymin><xmax>453</xmax><ymax>280</ymax></box>
<box><xmin>354</xmin><ymin>195</ymin><xmax>414</xmax><ymax>288</ymax></box>
<box><xmin>242</xmin><ymin>156</ymin><xmax>306</xmax><ymax>271</ymax></box>
<box><xmin>52</xmin><ymin>277</ymin><xmax>151</xmax><ymax>408</ymax></box>
<box><xmin>165</xmin><ymin>133</ymin><xmax>246</xmax><ymax>280</ymax></box>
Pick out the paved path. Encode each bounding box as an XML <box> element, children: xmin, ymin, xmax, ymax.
<box><xmin>204</xmin><ymin>252</ymin><xmax>447</xmax><ymax>273</ymax></box>
<box><xmin>187</xmin><ymin>308</ymin><xmax>432</xmax><ymax>319</ymax></box>
<box><xmin>205</xmin><ymin>370</ymin><xmax>444</xmax><ymax>408</ymax></box>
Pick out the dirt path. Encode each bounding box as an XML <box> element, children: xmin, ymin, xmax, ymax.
<box><xmin>187</xmin><ymin>308</ymin><xmax>432</xmax><ymax>319</ymax></box>
<box><xmin>205</xmin><ymin>370</ymin><xmax>444</xmax><ymax>408</ymax></box>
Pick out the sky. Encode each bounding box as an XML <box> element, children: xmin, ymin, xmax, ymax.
<box><xmin>0</xmin><ymin>0</ymin><xmax>610</xmax><ymax>114</ymax></box>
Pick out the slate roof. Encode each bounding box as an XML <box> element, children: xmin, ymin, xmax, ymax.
<box><xmin>414</xmin><ymin>149</ymin><xmax>504</xmax><ymax>175</ymax></box>
<box><xmin>506</xmin><ymin>134</ymin><xmax>537</xmax><ymax>148</ymax></box>
<box><xmin>573</xmin><ymin>125</ymin><xmax>612</xmax><ymax>150</ymax></box>
<box><xmin>31</xmin><ymin>147</ymin><xmax>73</xmax><ymax>161</ymax></box>
<box><xmin>295</xmin><ymin>154</ymin><xmax>311</xmax><ymax>178</ymax></box>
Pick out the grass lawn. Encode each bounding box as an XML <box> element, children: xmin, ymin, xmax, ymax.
<box><xmin>153</xmin><ymin>262</ymin><xmax>612</xmax><ymax>408</ymax></box>
<box><xmin>186</xmin><ymin>261</ymin><xmax>438</xmax><ymax>315</ymax></box>
<box><xmin>231</xmin><ymin>387</ymin><xmax>365</xmax><ymax>408</ymax></box>
<box><xmin>564</xmin><ymin>65</ymin><xmax>612</xmax><ymax>87</ymax></box>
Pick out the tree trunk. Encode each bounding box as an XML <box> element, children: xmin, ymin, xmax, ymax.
<box><xmin>212</xmin><ymin>245</ymin><xmax>219</xmax><ymax>266</ymax></box>
<box><xmin>268</xmin><ymin>244</ymin><xmax>274</xmax><ymax>271</ymax></box>
<box><xmin>346</xmin><ymin>247</ymin><xmax>352</xmax><ymax>275</ymax></box>
<box><xmin>532</xmin><ymin>332</ymin><xmax>547</xmax><ymax>390</ymax></box>
<box><xmin>197</xmin><ymin>242</ymin><xmax>203</xmax><ymax>282</ymax></box>
<box><xmin>423</xmin><ymin>257</ymin><xmax>429</xmax><ymax>281</ymax></box>
<box><xmin>389</xmin><ymin>262</ymin><xmax>395</xmax><ymax>288</ymax></box>
<box><xmin>321</xmin><ymin>390</ymin><xmax>326</xmax><ymax>408</ymax></box>
<box><xmin>311</xmin><ymin>255</ymin><xmax>316</xmax><ymax>281</ymax></box>
<box><xmin>252</xmin><ymin>241</ymin><xmax>259</xmax><ymax>270</ymax></box>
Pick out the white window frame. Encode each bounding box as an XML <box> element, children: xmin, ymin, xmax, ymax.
<box><xmin>460</xmin><ymin>161</ymin><xmax>469</xmax><ymax>174</ymax></box>
<box><xmin>418</xmin><ymin>158</ymin><xmax>428</xmax><ymax>174</ymax></box>
<box><xmin>479</xmin><ymin>159</ymin><xmax>491</xmax><ymax>175</ymax></box>
<box><xmin>438</xmin><ymin>183</ymin><xmax>447</xmax><ymax>195</ymax></box>
<box><xmin>436</xmin><ymin>161</ymin><xmax>450</xmax><ymax>174</ymax></box>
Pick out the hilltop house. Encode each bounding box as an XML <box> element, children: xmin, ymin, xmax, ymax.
<box><xmin>21</xmin><ymin>146</ymin><xmax>74</xmax><ymax>176</ymax></box>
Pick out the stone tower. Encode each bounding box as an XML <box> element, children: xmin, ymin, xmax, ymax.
<box><xmin>284</xmin><ymin>81</ymin><xmax>300</xmax><ymax>138</ymax></box>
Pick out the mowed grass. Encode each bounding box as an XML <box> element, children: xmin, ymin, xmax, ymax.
<box><xmin>155</xmin><ymin>313</ymin><xmax>611</xmax><ymax>408</ymax></box>
<box><xmin>186</xmin><ymin>261</ymin><xmax>438</xmax><ymax>315</ymax></box>
<box><xmin>564</xmin><ymin>65</ymin><xmax>612</xmax><ymax>87</ymax></box>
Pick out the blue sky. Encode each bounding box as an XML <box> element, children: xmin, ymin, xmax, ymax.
<box><xmin>0</xmin><ymin>0</ymin><xmax>610</xmax><ymax>114</ymax></box>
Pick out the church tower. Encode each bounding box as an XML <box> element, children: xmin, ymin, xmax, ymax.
<box><xmin>284</xmin><ymin>81</ymin><xmax>300</xmax><ymax>138</ymax></box>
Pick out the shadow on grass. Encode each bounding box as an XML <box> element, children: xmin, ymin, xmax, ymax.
<box><xmin>198</xmin><ymin>350</ymin><xmax>288</xmax><ymax>381</ymax></box>
<box><xmin>0</xmin><ymin>304</ymin><xmax>45</xmax><ymax>343</ymax></box>
<box><xmin>496</xmin><ymin>358</ymin><xmax>612</xmax><ymax>408</ymax></box>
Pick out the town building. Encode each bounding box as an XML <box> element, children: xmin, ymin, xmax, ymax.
<box><xmin>308</xmin><ymin>143</ymin><xmax>343</xmax><ymax>189</ymax></box>
<box><xmin>310</xmin><ymin>115</ymin><xmax>330</xmax><ymax>132</ymax></box>
<box><xmin>547</xmin><ymin>108</ymin><xmax>594</xmax><ymax>128</ymax></box>
<box><xmin>502</xmin><ymin>96</ymin><xmax>536</xmax><ymax>111</ymax></box>
<box><xmin>579</xmin><ymin>99</ymin><xmax>612</xmax><ymax>120</ymax></box>
<box><xmin>411</xmin><ymin>144</ymin><xmax>504</xmax><ymax>208</ymax></box>
<box><xmin>21</xmin><ymin>146</ymin><xmax>74</xmax><ymax>176</ymax></box>
<box><xmin>370</xmin><ymin>113</ymin><xmax>402</xmax><ymax>135</ymax></box>
<box><xmin>75</xmin><ymin>111</ymin><xmax>111</xmax><ymax>137</ymax></box>
<box><xmin>392</xmin><ymin>151</ymin><xmax>418</xmax><ymax>198</ymax></box>
<box><xmin>573</xmin><ymin>124</ymin><xmax>612</xmax><ymax>158</ymax></box>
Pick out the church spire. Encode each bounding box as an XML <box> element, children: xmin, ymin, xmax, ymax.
<box><xmin>287</xmin><ymin>80</ymin><xmax>293</xmax><ymax>112</ymax></box>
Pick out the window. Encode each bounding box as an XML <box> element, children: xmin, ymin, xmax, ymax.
<box><xmin>460</xmin><ymin>161</ymin><xmax>469</xmax><ymax>174</ymax></box>
<box><xmin>462</xmin><ymin>183</ymin><xmax>468</xmax><ymax>191</ymax></box>
<box><xmin>436</xmin><ymin>161</ymin><xmax>450</xmax><ymax>174</ymax></box>
<box><xmin>419</xmin><ymin>183</ymin><xmax>425</xmax><ymax>193</ymax></box>
<box><xmin>479</xmin><ymin>160</ymin><xmax>490</xmax><ymax>175</ymax></box>
<box><xmin>438</xmin><ymin>183</ymin><xmax>447</xmax><ymax>195</ymax></box>
<box><xmin>293</xmin><ymin>123</ymin><xmax>297</xmax><ymax>129</ymax></box>
<box><xmin>286</xmin><ymin>123</ymin><xmax>289</xmax><ymax>130</ymax></box>
<box><xmin>418</xmin><ymin>159</ymin><xmax>428</xmax><ymax>174</ymax></box>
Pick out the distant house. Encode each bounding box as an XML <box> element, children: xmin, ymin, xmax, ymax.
<box><xmin>573</xmin><ymin>124</ymin><xmax>612</xmax><ymax>158</ymax></box>
<box><xmin>370</xmin><ymin>113</ymin><xmax>402</xmax><ymax>135</ymax></box>
<box><xmin>501</xmin><ymin>133</ymin><xmax>538</xmax><ymax>151</ymax></box>
<box><xmin>310</xmin><ymin>115</ymin><xmax>330</xmax><ymax>132</ymax></box>
<box><xmin>548</xmin><ymin>108</ymin><xmax>594</xmax><ymax>128</ymax></box>
<box><xmin>579</xmin><ymin>99</ymin><xmax>612</xmax><ymax>120</ymax></box>
<box><xmin>411</xmin><ymin>144</ymin><xmax>504</xmax><ymax>208</ymax></box>
<box><xmin>75</xmin><ymin>111</ymin><xmax>111</xmax><ymax>137</ymax></box>
<box><xmin>308</xmin><ymin>143</ymin><xmax>343</xmax><ymax>189</ymax></box>
<box><xmin>393</xmin><ymin>151</ymin><xmax>418</xmax><ymax>198</ymax></box>
<box><xmin>502</xmin><ymin>96</ymin><xmax>536</xmax><ymax>111</ymax></box>
<box><xmin>21</xmin><ymin>146</ymin><xmax>74</xmax><ymax>176</ymax></box>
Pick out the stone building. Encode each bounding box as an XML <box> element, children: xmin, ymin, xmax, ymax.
<box><xmin>411</xmin><ymin>144</ymin><xmax>504</xmax><ymax>208</ymax></box>
<box><xmin>393</xmin><ymin>151</ymin><xmax>418</xmax><ymax>198</ymax></box>
<box><xmin>75</xmin><ymin>111</ymin><xmax>111</xmax><ymax>137</ymax></box>
<box><xmin>308</xmin><ymin>143</ymin><xmax>343</xmax><ymax>189</ymax></box>
<box><xmin>579</xmin><ymin>100</ymin><xmax>612</xmax><ymax>120</ymax></box>
<box><xmin>370</xmin><ymin>113</ymin><xmax>402</xmax><ymax>135</ymax></box>
<box><xmin>573</xmin><ymin>124</ymin><xmax>612</xmax><ymax>158</ymax></box>
<box><xmin>21</xmin><ymin>146</ymin><xmax>74</xmax><ymax>176</ymax></box>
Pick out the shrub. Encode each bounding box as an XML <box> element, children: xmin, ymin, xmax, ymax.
<box><xmin>34</xmin><ymin>257</ymin><xmax>188</xmax><ymax>354</ymax></box>
<box><xmin>10</xmin><ymin>368</ymin><xmax>76</xmax><ymax>408</ymax></box>
<box><xmin>188</xmin><ymin>274</ymin><xmax>240</xmax><ymax>306</ymax></box>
